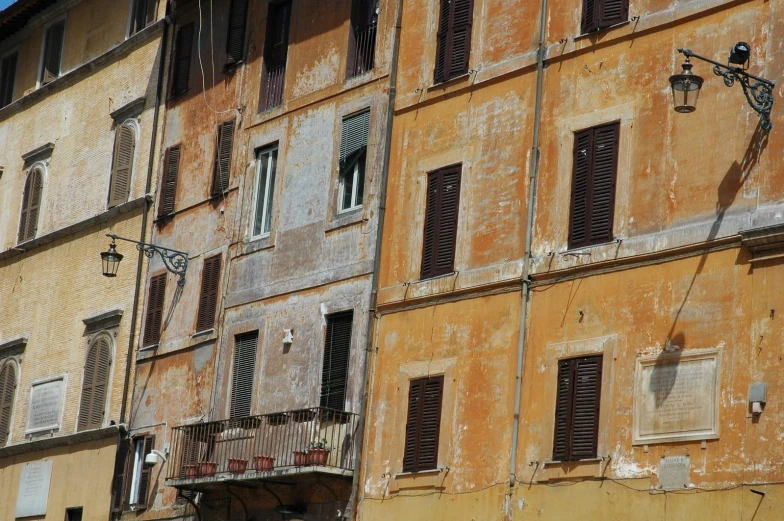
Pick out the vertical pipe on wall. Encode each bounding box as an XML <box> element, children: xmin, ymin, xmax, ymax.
<box><xmin>348</xmin><ymin>0</ymin><xmax>405</xmax><ymax>517</ymax></box>
<box><xmin>509</xmin><ymin>0</ymin><xmax>548</xmax><ymax>487</ymax></box>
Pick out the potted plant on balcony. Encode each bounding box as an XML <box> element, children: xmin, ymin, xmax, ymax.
<box><xmin>293</xmin><ymin>450</ymin><xmax>308</xmax><ymax>466</ymax></box>
<box><xmin>199</xmin><ymin>461</ymin><xmax>218</xmax><ymax>477</ymax></box>
<box><xmin>184</xmin><ymin>464</ymin><xmax>199</xmax><ymax>479</ymax></box>
<box><xmin>253</xmin><ymin>455</ymin><xmax>275</xmax><ymax>472</ymax></box>
<box><xmin>228</xmin><ymin>458</ymin><xmax>248</xmax><ymax>474</ymax></box>
<box><xmin>306</xmin><ymin>438</ymin><xmax>332</xmax><ymax>466</ymax></box>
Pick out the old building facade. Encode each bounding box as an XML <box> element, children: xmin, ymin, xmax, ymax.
<box><xmin>0</xmin><ymin>0</ymin><xmax>165</xmax><ymax>519</ymax></box>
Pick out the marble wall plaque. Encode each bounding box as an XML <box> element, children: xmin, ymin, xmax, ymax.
<box><xmin>659</xmin><ymin>455</ymin><xmax>690</xmax><ymax>490</ymax></box>
<box><xmin>633</xmin><ymin>349</ymin><xmax>720</xmax><ymax>445</ymax></box>
<box><xmin>15</xmin><ymin>460</ymin><xmax>53</xmax><ymax>518</ymax></box>
<box><xmin>27</xmin><ymin>378</ymin><xmax>64</xmax><ymax>433</ymax></box>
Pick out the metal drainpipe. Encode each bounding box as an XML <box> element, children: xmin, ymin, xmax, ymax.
<box><xmin>509</xmin><ymin>0</ymin><xmax>548</xmax><ymax>487</ymax></box>
<box><xmin>119</xmin><ymin>5</ymin><xmax>170</xmax><ymax>425</ymax></box>
<box><xmin>347</xmin><ymin>0</ymin><xmax>404</xmax><ymax>518</ymax></box>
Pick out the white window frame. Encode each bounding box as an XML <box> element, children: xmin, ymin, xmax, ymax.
<box><xmin>338</xmin><ymin>159</ymin><xmax>363</xmax><ymax>213</ymax></box>
<box><xmin>250</xmin><ymin>144</ymin><xmax>278</xmax><ymax>239</ymax></box>
<box><xmin>128</xmin><ymin>437</ymin><xmax>146</xmax><ymax>506</ymax></box>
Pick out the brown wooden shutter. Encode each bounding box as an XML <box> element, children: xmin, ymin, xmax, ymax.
<box><xmin>259</xmin><ymin>1</ymin><xmax>291</xmax><ymax>110</ymax></box>
<box><xmin>212</xmin><ymin>120</ymin><xmax>235</xmax><ymax>195</ymax></box>
<box><xmin>434</xmin><ymin>0</ymin><xmax>473</xmax><ymax>83</ymax></box>
<box><xmin>136</xmin><ymin>435</ymin><xmax>155</xmax><ymax>509</ymax></box>
<box><xmin>0</xmin><ymin>363</ymin><xmax>16</xmax><ymax>445</ymax></box>
<box><xmin>77</xmin><ymin>337</ymin><xmax>112</xmax><ymax>432</ymax></box>
<box><xmin>552</xmin><ymin>355</ymin><xmax>602</xmax><ymax>461</ymax></box>
<box><xmin>568</xmin><ymin>123</ymin><xmax>618</xmax><ymax>249</ymax></box>
<box><xmin>108</xmin><ymin>124</ymin><xmax>136</xmax><ymax>208</ymax></box>
<box><xmin>0</xmin><ymin>52</ymin><xmax>17</xmax><ymax>107</ymax></box>
<box><xmin>18</xmin><ymin>167</ymin><xmax>43</xmax><ymax>243</ymax></box>
<box><xmin>420</xmin><ymin>166</ymin><xmax>461</xmax><ymax>280</ymax></box>
<box><xmin>581</xmin><ymin>0</ymin><xmax>598</xmax><ymax>33</ymax></box>
<box><xmin>158</xmin><ymin>145</ymin><xmax>180</xmax><ymax>218</ymax></box>
<box><xmin>231</xmin><ymin>332</ymin><xmax>258</xmax><ymax>419</ymax></box>
<box><xmin>171</xmin><ymin>23</ymin><xmax>194</xmax><ymax>96</ymax></box>
<box><xmin>320</xmin><ymin>311</ymin><xmax>353</xmax><ymax>411</ymax></box>
<box><xmin>434</xmin><ymin>0</ymin><xmax>450</xmax><ymax>83</ymax></box>
<box><xmin>226</xmin><ymin>0</ymin><xmax>249</xmax><ymax>64</ymax></box>
<box><xmin>583</xmin><ymin>0</ymin><xmax>628</xmax><ymax>32</ymax></box>
<box><xmin>196</xmin><ymin>255</ymin><xmax>221</xmax><ymax>331</ymax></box>
<box><xmin>110</xmin><ymin>438</ymin><xmax>131</xmax><ymax>513</ymax></box>
<box><xmin>40</xmin><ymin>21</ymin><xmax>64</xmax><ymax>85</ymax></box>
<box><xmin>402</xmin><ymin>376</ymin><xmax>443</xmax><ymax>473</ymax></box>
<box><xmin>143</xmin><ymin>274</ymin><xmax>167</xmax><ymax>346</ymax></box>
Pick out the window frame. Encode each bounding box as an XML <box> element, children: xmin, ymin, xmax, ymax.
<box><xmin>580</xmin><ymin>0</ymin><xmax>629</xmax><ymax>34</ymax></box>
<box><xmin>250</xmin><ymin>144</ymin><xmax>279</xmax><ymax>239</ymax></box>
<box><xmin>76</xmin><ymin>333</ymin><xmax>114</xmax><ymax>433</ymax></box>
<box><xmin>142</xmin><ymin>273</ymin><xmax>167</xmax><ymax>347</ymax></box>
<box><xmin>320</xmin><ymin>311</ymin><xmax>354</xmax><ymax>411</ymax></box>
<box><xmin>126</xmin><ymin>434</ymin><xmax>155</xmax><ymax>510</ymax></box>
<box><xmin>195</xmin><ymin>255</ymin><xmax>221</xmax><ymax>332</ymax></box>
<box><xmin>402</xmin><ymin>375</ymin><xmax>444</xmax><ymax>473</ymax></box>
<box><xmin>108</xmin><ymin>119</ymin><xmax>139</xmax><ymax>209</ymax></box>
<box><xmin>157</xmin><ymin>144</ymin><xmax>181</xmax><ymax>219</ymax></box>
<box><xmin>0</xmin><ymin>48</ymin><xmax>19</xmax><ymax>108</ymax></box>
<box><xmin>0</xmin><ymin>359</ymin><xmax>19</xmax><ymax>446</ymax></box>
<box><xmin>338</xmin><ymin>152</ymin><xmax>366</xmax><ymax>213</ymax></box>
<box><xmin>420</xmin><ymin>164</ymin><xmax>461</xmax><ymax>280</ymax></box>
<box><xmin>230</xmin><ymin>331</ymin><xmax>259</xmax><ymax>419</ymax></box>
<box><xmin>551</xmin><ymin>354</ymin><xmax>603</xmax><ymax>462</ymax></box>
<box><xmin>38</xmin><ymin>16</ymin><xmax>67</xmax><ymax>87</ymax></box>
<box><xmin>18</xmin><ymin>162</ymin><xmax>46</xmax><ymax>244</ymax></box>
<box><xmin>170</xmin><ymin>22</ymin><xmax>195</xmax><ymax>98</ymax></box>
<box><xmin>129</xmin><ymin>0</ymin><xmax>157</xmax><ymax>36</ymax></box>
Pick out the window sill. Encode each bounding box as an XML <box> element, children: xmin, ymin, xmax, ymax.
<box><xmin>223</xmin><ymin>60</ymin><xmax>243</xmax><ymax>73</ymax></box>
<box><xmin>390</xmin><ymin>467</ymin><xmax>448</xmax><ymax>493</ymax></box>
<box><xmin>537</xmin><ymin>457</ymin><xmax>608</xmax><ymax>482</ymax></box>
<box><xmin>138</xmin><ymin>344</ymin><xmax>159</xmax><ymax>353</ymax></box>
<box><xmin>192</xmin><ymin>328</ymin><xmax>215</xmax><ymax>338</ymax></box>
<box><xmin>243</xmin><ymin>234</ymin><xmax>275</xmax><ymax>255</ymax></box>
<box><xmin>429</xmin><ymin>73</ymin><xmax>471</xmax><ymax>91</ymax></box>
<box><xmin>574</xmin><ymin>20</ymin><xmax>630</xmax><ymax>40</ymax></box>
<box><xmin>326</xmin><ymin>209</ymin><xmax>366</xmax><ymax>233</ymax></box>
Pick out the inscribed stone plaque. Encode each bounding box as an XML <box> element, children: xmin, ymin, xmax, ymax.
<box><xmin>633</xmin><ymin>350</ymin><xmax>720</xmax><ymax>445</ymax></box>
<box><xmin>659</xmin><ymin>455</ymin><xmax>690</xmax><ymax>490</ymax></box>
<box><xmin>15</xmin><ymin>460</ymin><xmax>53</xmax><ymax>518</ymax></box>
<box><xmin>27</xmin><ymin>379</ymin><xmax>64</xmax><ymax>433</ymax></box>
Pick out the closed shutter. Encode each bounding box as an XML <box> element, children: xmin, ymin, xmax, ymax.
<box><xmin>171</xmin><ymin>23</ymin><xmax>194</xmax><ymax>96</ymax></box>
<box><xmin>0</xmin><ymin>363</ymin><xmax>16</xmax><ymax>445</ymax></box>
<box><xmin>196</xmin><ymin>255</ymin><xmax>221</xmax><ymax>331</ymax></box>
<box><xmin>77</xmin><ymin>337</ymin><xmax>112</xmax><ymax>431</ymax></box>
<box><xmin>568</xmin><ymin>123</ymin><xmax>618</xmax><ymax>249</ymax></box>
<box><xmin>551</xmin><ymin>355</ymin><xmax>602</xmax><ymax>461</ymax></box>
<box><xmin>110</xmin><ymin>438</ymin><xmax>131</xmax><ymax>513</ymax></box>
<box><xmin>108</xmin><ymin>124</ymin><xmax>136</xmax><ymax>208</ymax></box>
<box><xmin>320</xmin><ymin>311</ymin><xmax>353</xmax><ymax>411</ymax></box>
<box><xmin>581</xmin><ymin>0</ymin><xmax>598</xmax><ymax>33</ymax></box>
<box><xmin>583</xmin><ymin>0</ymin><xmax>628</xmax><ymax>32</ymax></box>
<box><xmin>402</xmin><ymin>376</ymin><xmax>444</xmax><ymax>472</ymax></box>
<box><xmin>158</xmin><ymin>145</ymin><xmax>180</xmax><ymax>217</ymax></box>
<box><xmin>226</xmin><ymin>0</ymin><xmax>249</xmax><ymax>63</ymax></box>
<box><xmin>420</xmin><ymin>166</ymin><xmax>461</xmax><ymax>280</ymax></box>
<box><xmin>0</xmin><ymin>52</ymin><xmax>17</xmax><ymax>107</ymax></box>
<box><xmin>212</xmin><ymin>120</ymin><xmax>235</xmax><ymax>195</ymax></box>
<box><xmin>136</xmin><ymin>435</ymin><xmax>155</xmax><ymax>509</ymax></box>
<box><xmin>143</xmin><ymin>274</ymin><xmax>167</xmax><ymax>346</ymax></box>
<box><xmin>40</xmin><ymin>21</ymin><xmax>65</xmax><ymax>85</ymax></box>
<box><xmin>18</xmin><ymin>167</ymin><xmax>43</xmax><ymax>243</ymax></box>
<box><xmin>434</xmin><ymin>0</ymin><xmax>473</xmax><ymax>83</ymax></box>
<box><xmin>231</xmin><ymin>332</ymin><xmax>258</xmax><ymax>419</ymax></box>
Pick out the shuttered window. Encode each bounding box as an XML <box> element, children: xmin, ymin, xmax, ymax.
<box><xmin>110</xmin><ymin>438</ymin><xmax>130</xmax><ymax>513</ymax></box>
<box><xmin>196</xmin><ymin>255</ymin><xmax>221</xmax><ymax>331</ymax></box>
<box><xmin>259</xmin><ymin>1</ymin><xmax>291</xmax><ymax>111</ymax></box>
<box><xmin>0</xmin><ymin>362</ymin><xmax>16</xmax><ymax>445</ymax></box>
<box><xmin>18</xmin><ymin>167</ymin><xmax>43</xmax><ymax>243</ymax></box>
<box><xmin>346</xmin><ymin>0</ymin><xmax>378</xmax><ymax>78</ymax></box>
<box><xmin>434</xmin><ymin>0</ymin><xmax>473</xmax><ymax>83</ymax></box>
<box><xmin>40</xmin><ymin>20</ymin><xmax>65</xmax><ymax>85</ymax></box>
<box><xmin>568</xmin><ymin>122</ymin><xmax>619</xmax><ymax>249</ymax></box>
<box><xmin>128</xmin><ymin>435</ymin><xmax>155</xmax><ymax>509</ymax></box>
<box><xmin>77</xmin><ymin>337</ymin><xmax>112</xmax><ymax>432</ymax></box>
<box><xmin>403</xmin><ymin>376</ymin><xmax>443</xmax><ymax>473</ymax></box>
<box><xmin>143</xmin><ymin>274</ymin><xmax>167</xmax><ymax>346</ymax></box>
<box><xmin>226</xmin><ymin>0</ymin><xmax>249</xmax><ymax>64</ymax></box>
<box><xmin>171</xmin><ymin>23</ymin><xmax>194</xmax><ymax>97</ymax></box>
<box><xmin>320</xmin><ymin>311</ymin><xmax>353</xmax><ymax>411</ymax></box>
<box><xmin>212</xmin><ymin>120</ymin><xmax>235</xmax><ymax>196</ymax></box>
<box><xmin>552</xmin><ymin>355</ymin><xmax>602</xmax><ymax>462</ymax></box>
<box><xmin>0</xmin><ymin>52</ymin><xmax>17</xmax><ymax>108</ymax></box>
<box><xmin>131</xmin><ymin>0</ymin><xmax>157</xmax><ymax>34</ymax></box>
<box><xmin>108</xmin><ymin>123</ymin><xmax>136</xmax><ymax>208</ymax></box>
<box><xmin>339</xmin><ymin>110</ymin><xmax>370</xmax><ymax>212</ymax></box>
<box><xmin>581</xmin><ymin>0</ymin><xmax>628</xmax><ymax>33</ymax></box>
<box><xmin>421</xmin><ymin>165</ymin><xmax>461</xmax><ymax>280</ymax></box>
<box><xmin>231</xmin><ymin>332</ymin><xmax>258</xmax><ymax>419</ymax></box>
<box><xmin>158</xmin><ymin>145</ymin><xmax>180</xmax><ymax>218</ymax></box>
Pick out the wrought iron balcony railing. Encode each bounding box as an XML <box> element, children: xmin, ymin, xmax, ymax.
<box><xmin>166</xmin><ymin>407</ymin><xmax>358</xmax><ymax>483</ymax></box>
<box><xmin>349</xmin><ymin>23</ymin><xmax>377</xmax><ymax>77</ymax></box>
<box><xmin>261</xmin><ymin>63</ymin><xmax>286</xmax><ymax>111</ymax></box>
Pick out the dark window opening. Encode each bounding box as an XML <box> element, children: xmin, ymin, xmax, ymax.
<box><xmin>65</xmin><ymin>507</ymin><xmax>83</xmax><ymax>521</ymax></box>
<box><xmin>131</xmin><ymin>0</ymin><xmax>157</xmax><ymax>35</ymax></box>
<box><xmin>320</xmin><ymin>311</ymin><xmax>353</xmax><ymax>411</ymax></box>
<box><xmin>0</xmin><ymin>52</ymin><xmax>18</xmax><ymax>107</ymax></box>
<box><xmin>226</xmin><ymin>0</ymin><xmax>249</xmax><ymax>64</ymax></box>
<box><xmin>347</xmin><ymin>0</ymin><xmax>378</xmax><ymax>78</ymax></box>
<box><xmin>552</xmin><ymin>355</ymin><xmax>603</xmax><ymax>462</ymax></box>
<box><xmin>40</xmin><ymin>20</ymin><xmax>65</xmax><ymax>85</ymax></box>
<box><xmin>231</xmin><ymin>332</ymin><xmax>258</xmax><ymax>418</ymax></box>
<box><xmin>171</xmin><ymin>23</ymin><xmax>195</xmax><ymax>97</ymax></box>
<box><xmin>259</xmin><ymin>1</ymin><xmax>291</xmax><ymax>111</ymax></box>
<box><xmin>403</xmin><ymin>376</ymin><xmax>444</xmax><ymax>473</ymax></box>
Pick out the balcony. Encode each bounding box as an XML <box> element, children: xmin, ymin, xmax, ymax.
<box><xmin>348</xmin><ymin>23</ymin><xmax>377</xmax><ymax>77</ymax></box>
<box><xmin>165</xmin><ymin>407</ymin><xmax>358</xmax><ymax>491</ymax></box>
<box><xmin>260</xmin><ymin>63</ymin><xmax>285</xmax><ymax>112</ymax></box>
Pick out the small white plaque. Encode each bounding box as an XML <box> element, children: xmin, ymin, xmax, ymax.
<box><xmin>633</xmin><ymin>349</ymin><xmax>720</xmax><ymax>444</ymax></box>
<box><xmin>27</xmin><ymin>378</ymin><xmax>64</xmax><ymax>433</ymax></box>
<box><xmin>15</xmin><ymin>460</ymin><xmax>53</xmax><ymax>518</ymax></box>
<box><xmin>659</xmin><ymin>455</ymin><xmax>690</xmax><ymax>490</ymax></box>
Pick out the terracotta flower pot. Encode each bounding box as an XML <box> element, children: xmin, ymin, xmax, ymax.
<box><xmin>184</xmin><ymin>464</ymin><xmax>199</xmax><ymax>479</ymax></box>
<box><xmin>228</xmin><ymin>458</ymin><xmax>248</xmax><ymax>474</ymax></box>
<box><xmin>199</xmin><ymin>461</ymin><xmax>218</xmax><ymax>477</ymax></box>
<box><xmin>293</xmin><ymin>451</ymin><xmax>308</xmax><ymax>466</ymax></box>
<box><xmin>253</xmin><ymin>455</ymin><xmax>275</xmax><ymax>472</ymax></box>
<box><xmin>308</xmin><ymin>448</ymin><xmax>329</xmax><ymax>466</ymax></box>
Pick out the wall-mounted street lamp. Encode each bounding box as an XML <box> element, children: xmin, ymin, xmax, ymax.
<box><xmin>670</xmin><ymin>42</ymin><xmax>775</xmax><ymax>131</ymax></box>
<box><xmin>101</xmin><ymin>233</ymin><xmax>189</xmax><ymax>286</ymax></box>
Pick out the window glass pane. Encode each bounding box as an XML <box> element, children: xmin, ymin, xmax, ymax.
<box><xmin>129</xmin><ymin>439</ymin><xmax>144</xmax><ymax>504</ymax></box>
<box><xmin>253</xmin><ymin>147</ymin><xmax>277</xmax><ymax>237</ymax></box>
<box><xmin>355</xmin><ymin>156</ymin><xmax>365</xmax><ymax>206</ymax></box>
<box><xmin>341</xmin><ymin>167</ymin><xmax>355</xmax><ymax>211</ymax></box>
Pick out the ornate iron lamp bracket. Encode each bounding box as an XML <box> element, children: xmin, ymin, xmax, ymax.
<box><xmin>678</xmin><ymin>48</ymin><xmax>775</xmax><ymax>131</ymax></box>
<box><xmin>107</xmin><ymin>234</ymin><xmax>189</xmax><ymax>286</ymax></box>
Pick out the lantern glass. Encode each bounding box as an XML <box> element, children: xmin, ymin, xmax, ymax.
<box><xmin>669</xmin><ymin>61</ymin><xmax>703</xmax><ymax>114</ymax></box>
<box><xmin>101</xmin><ymin>244</ymin><xmax>123</xmax><ymax>278</ymax></box>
